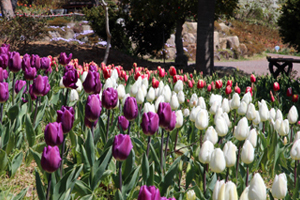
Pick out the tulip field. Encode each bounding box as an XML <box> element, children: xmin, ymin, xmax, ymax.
<box><xmin>1</xmin><ymin>43</ymin><xmax>300</xmax><ymax>200</ymax></box>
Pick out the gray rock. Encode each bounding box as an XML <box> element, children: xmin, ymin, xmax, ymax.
<box><xmin>183</xmin><ymin>33</ymin><xmax>196</xmax><ymax>44</ymax></box>
<box><xmin>166</xmin><ymin>34</ymin><xmax>175</xmax><ymax>48</ymax></box>
<box><xmin>81</xmin><ymin>36</ymin><xmax>89</xmax><ymax>43</ymax></box>
<box><xmin>218</xmin><ymin>23</ymin><xmax>231</xmax><ymax>32</ymax></box>
<box><xmin>214</xmin><ymin>31</ymin><xmax>220</xmax><ymax>50</ymax></box>
<box><xmin>166</xmin><ymin>48</ymin><xmax>176</xmax><ymax>60</ymax></box>
<box><xmin>82</xmin><ymin>25</ymin><xmax>92</xmax><ymax>31</ymax></box>
<box><xmin>219</xmin><ymin>36</ymin><xmax>240</xmax><ymax>50</ymax></box>
<box><xmin>182</xmin><ymin>22</ymin><xmax>197</xmax><ymax>34</ymax></box>
<box><xmin>64</xmin><ymin>29</ymin><xmax>75</xmax><ymax>40</ymax></box>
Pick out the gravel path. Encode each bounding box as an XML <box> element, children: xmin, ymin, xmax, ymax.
<box><xmin>215</xmin><ymin>53</ymin><xmax>300</xmax><ymax>77</ymax></box>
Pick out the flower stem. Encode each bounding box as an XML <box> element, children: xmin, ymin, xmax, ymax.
<box><xmin>65</xmin><ymin>88</ymin><xmax>69</xmax><ymax>106</ymax></box>
<box><xmin>127</xmin><ymin>121</ymin><xmax>131</xmax><ymax>135</ymax></box>
<box><xmin>246</xmin><ymin>165</ymin><xmax>249</xmax><ymax>186</ymax></box>
<box><xmin>46</xmin><ymin>173</ymin><xmax>52</xmax><ymax>200</ymax></box>
<box><xmin>110</xmin><ymin>110</ymin><xmax>114</xmax><ymax>126</ymax></box>
<box><xmin>295</xmin><ymin>160</ymin><xmax>298</xmax><ymax>187</ymax></box>
<box><xmin>160</xmin><ymin>129</ymin><xmax>164</xmax><ymax>174</ymax></box>
<box><xmin>164</xmin><ymin>132</ymin><xmax>170</xmax><ymax>159</ymax></box>
<box><xmin>60</xmin><ymin>136</ymin><xmax>66</xmax><ymax>178</ymax></box>
<box><xmin>0</xmin><ymin>103</ymin><xmax>3</xmax><ymax>124</ymax></box>
<box><xmin>91</xmin><ymin>124</ymin><xmax>94</xmax><ymax>138</ymax></box>
<box><xmin>203</xmin><ymin>164</ymin><xmax>208</xmax><ymax>193</ymax></box>
<box><xmin>33</xmin><ymin>97</ymin><xmax>39</xmax><ymax>127</ymax></box>
<box><xmin>119</xmin><ymin>161</ymin><xmax>123</xmax><ymax>192</ymax></box>
<box><xmin>146</xmin><ymin>136</ymin><xmax>151</xmax><ymax>158</ymax></box>
<box><xmin>226</xmin><ymin>167</ymin><xmax>229</xmax><ymax>182</ymax></box>
<box><xmin>236</xmin><ymin>142</ymin><xmax>242</xmax><ymax>183</ymax></box>
<box><xmin>291</xmin><ymin>124</ymin><xmax>294</xmax><ymax>143</ymax></box>
<box><xmin>12</xmin><ymin>73</ymin><xmax>15</xmax><ymax>105</ymax></box>
<box><xmin>174</xmin><ymin>129</ymin><xmax>179</xmax><ymax>151</ymax></box>
<box><xmin>106</xmin><ymin>109</ymin><xmax>110</xmax><ymax>141</ymax></box>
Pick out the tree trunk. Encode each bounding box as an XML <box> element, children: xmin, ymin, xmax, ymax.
<box><xmin>92</xmin><ymin>0</ymin><xmax>100</xmax><ymax>7</ymax></box>
<box><xmin>101</xmin><ymin>0</ymin><xmax>111</xmax><ymax>65</ymax></box>
<box><xmin>195</xmin><ymin>0</ymin><xmax>216</xmax><ymax>75</ymax></box>
<box><xmin>0</xmin><ymin>0</ymin><xmax>14</xmax><ymax>19</ymax></box>
<box><xmin>175</xmin><ymin>19</ymin><xmax>188</xmax><ymax>68</ymax></box>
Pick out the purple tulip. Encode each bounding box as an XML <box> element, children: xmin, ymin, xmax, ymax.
<box><xmin>22</xmin><ymin>53</ymin><xmax>31</xmax><ymax>70</ymax></box>
<box><xmin>29</xmin><ymin>84</ymin><xmax>37</xmax><ymax>100</ymax></box>
<box><xmin>161</xmin><ymin>198</ymin><xmax>176</xmax><ymax>200</ymax></box>
<box><xmin>0</xmin><ymin>54</ymin><xmax>8</xmax><ymax>69</ymax></box>
<box><xmin>32</xmin><ymin>75</ymin><xmax>50</xmax><ymax>96</ymax></box>
<box><xmin>63</xmin><ymin>67</ymin><xmax>78</xmax><ymax>89</ymax></box>
<box><xmin>137</xmin><ymin>185</ymin><xmax>161</xmax><ymax>200</ymax></box>
<box><xmin>44</xmin><ymin>122</ymin><xmax>64</xmax><ymax>146</ymax></box>
<box><xmin>41</xmin><ymin>57</ymin><xmax>50</xmax><ymax>70</ymax></box>
<box><xmin>8</xmin><ymin>51</ymin><xmax>22</xmax><ymax>73</ymax></box>
<box><xmin>89</xmin><ymin>64</ymin><xmax>97</xmax><ymax>71</ymax></box>
<box><xmin>58</xmin><ymin>52</ymin><xmax>72</xmax><ymax>65</ymax></box>
<box><xmin>64</xmin><ymin>64</ymin><xmax>74</xmax><ymax>73</ymax></box>
<box><xmin>166</xmin><ymin>111</ymin><xmax>176</xmax><ymax>132</ymax></box>
<box><xmin>102</xmin><ymin>88</ymin><xmax>118</xmax><ymax>109</ymax></box>
<box><xmin>123</xmin><ymin>97</ymin><xmax>138</xmax><ymax>121</ymax></box>
<box><xmin>118</xmin><ymin>116</ymin><xmax>129</xmax><ymax>130</ymax></box>
<box><xmin>84</xmin><ymin>116</ymin><xmax>98</xmax><ymax>128</ymax></box>
<box><xmin>112</xmin><ymin>134</ymin><xmax>133</xmax><ymax>161</ymax></box>
<box><xmin>0</xmin><ymin>44</ymin><xmax>10</xmax><ymax>54</ymax></box>
<box><xmin>85</xmin><ymin>94</ymin><xmax>102</xmax><ymax>122</ymax></box>
<box><xmin>15</xmin><ymin>80</ymin><xmax>27</xmax><ymax>94</ymax></box>
<box><xmin>141</xmin><ymin>112</ymin><xmax>159</xmax><ymax>136</ymax></box>
<box><xmin>0</xmin><ymin>82</ymin><xmax>9</xmax><ymax>103</ymax></box>
<box><xmin>157</xmin><ymin>102</ymin><xmax>172</xmax><ymax>128</ymax></box>
<box><xmin>57</xmin><ymin>106</ymin><xmax>75</xmax><ymax>134</ymax></box>
<box><xmin>0</xmin><ymin>68</ymin><xmax>8</xmax><ymax>82</ymax></box>
<box><xmin>82</xmin><ymin>70</ymin><xmax>101</xmax><ymax>94</ymax></box>
<box><xmin>24</xmin><ymin>66</ymin><xmax>37</xmax><ymax>80</ymax></box>
<box><xmin>45</xmin><ymin>66</ymin><xmax>52</xmax><ymax>75</ymax></box>
<box><xmin>31</xmin><ymin>54</ymin><xmax>41</xmax><ymax>70</ymax></box>
<box><xmin>41</xmin><ymin>146</ymin><xmax>62</xmax><ymax>173</ymax></box>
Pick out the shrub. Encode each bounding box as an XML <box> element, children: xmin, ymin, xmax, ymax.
<box><xmin>47</xmin><ymin>17</ymin><xmax>71</xmax><ymax>26</ymax></box>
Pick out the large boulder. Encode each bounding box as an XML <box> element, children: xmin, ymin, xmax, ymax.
<box><xmin>182</xmin><ymin>22</ymin><xmax>197</xmax><ymax>34</ymax></box>
<box><xmin>214</xmin><ymin>31</ymin><xmax>220</xmax><ymax>50</ymax></box>
<box><xmin>183</xmin><ymin>33</ymin><xmax>196</xmax><ymax>45</ymax></box>
<box><xmin>219</xmin><ymin>36</ymin><xmax>240</xmax><ymax>50</ymax></box>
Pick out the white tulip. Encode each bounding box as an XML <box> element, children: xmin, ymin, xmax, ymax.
<box><xmin>214</xmin><ymin>107</ymin><xmax>223</xmax><ymax>124</ymax></box>
<box><xmin>218</xmin><ymin>181</ymin><xmax>238</xmax><ymax>200</ymax></box>
<box><xmin>223</xmin><ymin>141</ymin><xmax>237</xmax><ymax>167</ymax></box>
<box><xmin>234</xmin><ymin>117</ymin><xmax>250</xmax><ymax>141</ymax></box>
<box><xmin>142</xmin><ymin>77</ymin><xmax>148</xmax><ymax>89</ymax></box>
<box><xmin>197</xmin><ymin>96</ymin><xmax>206</xmax><ymax>110</ymax></box>
<box><xmin>210</xmin><ymin>148</ymin><xmax>226</xmax><ymax>173</ymax></box>
<box><xmin>275</xmin><ymin>109</ymin><xmax>283</xmax><ymax>121</ymax></box>
<box><xmin>190</xmin><ymin>106</ymin><xmax>201</xmax><ymax>122</ymax></box>
<box><xmin>231</xmin><ymin>93</ymin><xmax>241</xmax><ymax>109</ymax></box>
<box><xmin>295</xmin><ymin>131</ymin><xmax>300</xmax><ymax>141</ymax></box>
<box><xmin>155</xmin><ymin>95</ymin><xmax>165</xmax><ymax>112</ymax></box>
<box><xmin>203</xmin><ymin>126</ymin><xmax>218</xmax><ymax>145</ymax></box>
<box><xmin>111</xmin><ymin>69</ymin><xmax>119</xmax><ymax>81</ymax></box>
<box><xmin>258</xmin><ymin>100</ymin><xmax>269</xmax><ymax>122</ymax></box>
<box><xmin>195</xmin><ymin>109</ymin><xmax>209</xmax><ymax>130</ymax></box>
<box><xmin>69</xmin><ymin>89</ymin><xmax>79</xmax><ymax>102</ymax></box>
<box><xmin>274</xmin><ymin>119</ymin><xmax>282</xmax><ymax>133</ymax></box>
<box><xmin>272</xmin><ymin>173</ymin><xmax>287</xmax><ymax>199</ymax></box>
<box><xmin>175</xmin><ymin>110</ymin><xmax>183</xmax><ymax>128</ymax></box>
<box><xmin>290</xmin><ymin>139</ymin><xmax>300</xmax><ymax>160</ymax></box>
<box><xmin>174</xmin><ymin>80</ymin><xmax>183</xmax><ymax>93</ymax></box>
<box><xmin>241</xmin><ymin>140</ymin><xmax>255</xmax><ymax>164</ymax></box>
<box><xmin>159</xmin><ymin>80</ymin><xmax>164</xmax><ymax>89</ymax></box>
<box><xmin>130</xmin><ymin>82</ymin><xmax>140</xmax><ymax>97</ymax></box>
<box><xmin>239</xmin><ymin>186</ymin><xmax>250</xmax><ymax>200</ymax></box>
<box><xmin>76</xmin><ymin>79</ymin><xmax>83</xmax><ymax>92</ymax></box>
<box><xmin>189</xmin><ymin>93</ymin><xmax>198</xmax><ymax>107</ymax></box>
<box><xmin>80</xmin><ymin>71</ymin><xmax>88</xmax><ymax>82</ymax></box>
<box><xmin>141</xmin><ymin>84</ymin><xmax>147</xmax><ymax>97</ymax></box>
<box><xmin>221</xmin><ymin>98</ymin><xmax>230</xmax><ymax>113</ymax></box>
<box><xmin>252</xmin><ymin>111</ymin><xmax>261</xmax><ymax>126</ymax></box>
<box><xmin>248</xmin><ymin>173</ymin><xmax>266</xmax><ymax>200</ymax></box>
<box><xmin>183</xmin><ymin>108</ymin><xmax>190</xmax><ymax>117</ymax></box>
<box><xmin>198</xmin><ymin>140</ymin><xmax>214</xmax><ymax>164</ymax></box>
<box><xmin>113</xmin><ymin>99</ymin><xmax>119</xmax><ymax>109</ymax></box>
<box><xmin>269</xmin><ymin>108</ymin><xmax>276</xmax><ymax>121</ymax></box>
<box><xmin>59</xmin><ymin>77</ymin><xmax>65</xmax><ymax>88</ymax></box>
<box><xmin>117</xmin><ymin>84</ymin><xmax>126</xmax><ymax>100</ymax></box>
<box><xmin>170</xmin><ymin>94</ymin><xmax>180</xmax><ymax>110</ymax></box>
<box><xmin>146</xmin><ymin>87</ymin><xmax>156</xmax><ymax>102</ymax></box>
<box><xmin>209</xmin><ymin>94</ymin><xmax>222</xmax><ymax>107</ymax></box>
<box><xmin>247</xmin><ymin>128</ymin><xmax>257</xmax><ymax>147</ymax></box>
<box><xmin>238</xmin><ymin>101</ymin><xmax>248</xmax><ymax>115</ymax></box>
<box><xmin>242</xmin><ymin>92</ymin><xmax>252</xmax><ymax>104</ymax></box>
<box><xmin>186</xmin><ymin>190</ymin><xmax>196</xmax><ymax>200</ymax></box>
<box><xmin>122</xmin><ymin>94</ymin><xmax>130</xmax><ymax>106</ymax></box>
<box><xmin>178</xmin><ymin>90</ymin><xmax>185</xmax><ymax>104</ymax></box>
<box><xmin>136</xmin><ymin>88</ymin><xmax>145</xmax><ymax>104</ymax></box>
<box><xmin>210</xmin><ymin>101</ymin><xmax>220</xmax><ymax>115</ymax></box>
<box><xmin>143</xmin><ymin>102</ymin><xmax>155</xmax><ymax>114</ymax></box>
<box><xmin>246</xmin><ymin>103</ymin><xmax>256</xmax><ymax>121</ymax></box>
<box><xmin>99</xmin><ymin>90</ymin><xmax>102</xmax><ymax>101</ymax></box>
<box><xmin>222</xmin><ymin>112</ymin><xmax>232</xmax><ymax>128</ymax></box>
<box><xmin>288</xmin><ymin>105</ymin><xmax>298</xmax><ymax>124</ymax></box>
<box><xmin>155</xmin><ymin>88</ymin><xmax>160</xmax><ymax>99</ymax></box>
<box><xmin>212</xmin><ymin>180</ymin><xmax>225</xmax><ymax>200</ymax></box>
<box><xmin>163</xmin><ymin>85</ymin><xmax>172</xmax><ymax>102</ymax></box>
<box><xmin>103</xmin><ymin>78</ymin><xmax>114</xmax><ymax>90</ymax></box>
<box><xmin>278</xmin><ymin>119</ymin><xmax>290</xmax><ymax>136</ymax></box>
<box><xmin>215</xmin><ymin>116</ymin><xmax>228</xmax><ymax>137</ymax></box>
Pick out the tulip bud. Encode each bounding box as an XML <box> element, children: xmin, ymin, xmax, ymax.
<box><xmin>210</xmin><ymin>148</ymin><xmax>226</xmax><ymax>173</ymax></box>
<box><xmin>41</xmin><ymin>146</ymin><xmax>62</xmax><ymax>173</ymax></box>
<box><xmin>222</xmin><ymin>112</ymin><xmax>232</xmax><ymax>128</ymax></box>
<box><xmin>136</xmin><ymin>88</ymin><xmax>145</xmax><ymax>104</ymax></box>
<box><xmin>113</xmin><ymin>134</ymin><xmax>133</xmax><ymax>161</ymax></box>
<box><xmin>197</xmin><ymin>79</ymin><xmax>205</xmax><ymax>89</ymax></box>
<box><xmin>85</xmin><ymin>94</ymin><xmax>102</xmax><ymax>122</ymax></box>
<box><xmin>269</xmin><ymin>108</ymin><xmax>276</xmax><ymax>121</ymax></box>
<box><xmin>210</xmin><ymin>101</ymin><xmax>220</xmax><ymax>115</ymax></box>
<box><xmin>57</xmin><ymin>106</ymin><xmax>75</xmax><ymax>134</ymax></box>
<box><xmin>162</xmin><ymin>85</ymin><xmax>172</xmax><ymax>103</ymax></box>
<box><xmin>283</xmin><ymin>136</ymin><xmax>288</xmax><ymax>145</ymax></box>
<box><xmin>157</xmin><ymin>102</ymin><xmax>172</xmax><ymax>128</ymax></box>
<box><xmin>63</xmin><ymin>66</ymin><xmax>79</xmax><ymax>89</ymax></box>
<box><xmin>258</xmin><ymin>100</ymin><xmax>269</xmax><ymax>122</ymax></box>
<box><xmin>234</xmin><ymin>117</ymin><xmax>250</xmax><ymax>141</ymax></box>
<box><xmin>239</xmin><ymin>186</ymin><xmax>249</xmax><ymax>200</ymax></box>
<box><xmin>209</xmin><ymin>94</ymin><xmax>222</xmax><ymax>107</ymax></box>
<box><xmin>123</xmin><ymin>97</ymin><xmax>138</xmax><ymax>121</ymax></box>
<box><xmin>186</xmin><ymin>190</ymin><xmax>196</xmax><ymax>200</ymax></box>
<box><xmin>203</xmin><ymin>126</ymin><xmax>218</xmax><ymax>145</ymax></box>
<box><xmin>272</xmin><ymin>173</ymin><xmax>287</xmax><ymax>199</ymax></box>
<box><xmin>223</xmin><ymin>141</ymin><xmax>237</xmax><ymax>167</ymax></box>
<box><xmin>189</xmin><ymin>106</ymin><xmax>200</xmax><ymax>122</ymax></box>
<box><xmin>278</xmin><ymin>119</ymin><xmax>290</xmax><ymax>136</ymax></box>
<box><xmin>248</xmin><ymin>173</ymin><xmax>266</xmax><ymax>200</ymax></box>
<box><xmin>215</xmin><ymin>79</ymin><xmax>223</xmax><ymax>89</ymax></box>
<box><xmin>288</xmin><ymin>105</ymin><xmax>298</xmax><ymax>124</ymax></box>
<box><xmin>212</xmin><ymin>180</ymin><xmax>225</xmax><ymax>200</ymax></box>
<box><xmin>166</xmin><ymin>111</ymin><xmax>176</xmax><ymax>131</ymax></box>
<box><xmin>141</xmin><ymin>112</ymin><xmax>159</xmax><ymax>136</ymax></box>
<box><xmin>234</xmin><ymin>85</ymin><xmax>241</xmax><ymax>94</ymax></box>
<box><xmin>189</xmin><ymin>93</ymin><xmax>198</xmax><ymax>107</ymax></box>
<box><xmin>215</xmin><ymin>116</ymin><xmax>228</xmax><ymax>137</ymax></box>
<box><xmin>169</xmin><ymin>66</ymin><xmax>176</xmax><ymax>76</ymax></box>
<box><xmin>174</xmin><ymin>80</ymin><xmax>183</xmax><ymax>93</ymax></box>
<box><xmin>231</xmin><ymin>93</ymin><xmax>241</xmax><ymax>109</ymax></box>
<box><xmin>199</xmin><ymin>140</ymin><xmax>214</xmax><ymax>164</ymax></box>
<box><xmin>58</xmin><ymin>52</ymin><xmax>72</xmax><ymax>65</ymax></box>
<box><xmin>250</xmin><ymin>74</ymin><xmax>256</xmax><ymax>83</ymax></box>
<box><xmin>138</xmin><ymin>185</ymin><xmax>161</xmax><ymax>200</ymax></box>
<box><xmin>245</xmin><ymin>86</ymin><xmax>253</xmax><ymax>96</ymax></box>
<box><xmin>221</xmin><ymin>98</ymin><xmax>230</xmax><ymax>113</ymax></box>
<box><xmin>246</xmin><ymin>103</ymin><xmax>256</xmax><ymax>121</ymax></box>
<box><xmin>292</xmin><ymin>94</ymin><xmax>299</xmax><ymax>102</ymax></box>
<box><xmin>117</xmin><ymin>84</ymin><xmax>126</xmax><ymax>100</ymax></box>
<box><xmin>252</xmin><ymin>111</ymin><xmax>261</xmax><ymax>126</ymax></box>
<box><xmin>218</xmin><ymin>181</ymin><xmax>238</xmax><ymax>200</ymax></box>
<box><xmin>290</xmin><ymin>139</ymin><xmax>300</xmax><ymax>160</ymax></box>
<box><xmin>32</xmin><ymin>75</ymin><xmax>50</xmax><ymax>96</ymax></box>
<box><xmin>8</xmin><ymin>51</ymin><xmax>22</xmax><ymax>72</ymax></box>
<box><xmin>207</xmin><ymin>84</ymin><xmax>212</xmax><ymax>92</ymax></box>
<box><xmin>183</xmin><ymin>108</ymin><xmax>190</xmax><ymax>117</ymax></box>
<box><xmin>273</xmin><ymin>82</ymin><xmax>280</xmax><ymax>91</ymax></box>
<box><xmin>118</xmin><ymin>116</ymin><xmax>129</xmax><ymax>130</ymax></box>
<box><xmin>0</xmin><ymin>83</ymin><xmax>8</xmax><ymax>102</ymax></box>
<box><xmin>195</xmin><ymin>109</ymin><xmax>209</xmax><ymax>130</ymax></box>
<box><xmin>270</xmin><ymin>91</ymin><xmax>275</xmax><ymax>102</ymax></box>
<box><xmin>238</xmin><ymin>101</ymin><xmax>248</xmax><ymax>116</ymax></box>
<box><xmin>175</xmin><ymin>110</ymin><xmax>183</xmax><ymax>128</ymax></box>
<box><xmin>242</xmin><ymin>92</ymin><xmax>252</xmax><ymax>104</ymax></box>
<box><xmin>295</xmin><ymin>131</ymin><xmax>300</xmax><ymax>141</ymax></box>
<box><xmin>15</xmin><ymin>80</ymin><xmax>27</xmax><ymax>94</ymax></box>
<box><xmin>225</xmin><ymin>85</ymin><xmax>232</xmax><ymax>95</ymax></box>
<box><xmin>287</xmin><ymin>87</ymin><xmax>293</xmax><ymax>97</ymax></box>
<box><xmin>170</xmin><ymin>94</ymin><xmax>180</xmax><ymax>110</ymax></box>
<box><xmin>276</xmin><ymin>109</ymin><xmax>283</xmax><ymax>121</ymax></box>
<box><xmin>44</xmin><ymin>122</ymin><xmax>64</xmax><ymax>146</ymax></box>
<box><xmin>241</xmin><ymin>140</ymin><xmax>255</xmax><ymax>164</ymax></box>
<box><xmin>178</xmin><ymin>90</ymin><xmax>185</xmax><ymax>104</ymax></box>
<box><xmin>196</xmin><ymin>96</ymin><xmax>206</xmax><ymax>110</ymax></box>
<box><xmin>102</xmin><ymin>87</ymin><xmax>118</xmax><ymax>109</ymax></box>
<box><xmin>247</xmin><ymin>128</ymin><xmax>257</xmax><ymax>147</ymax></box>
<box><xmin>146</xmin><ymin>87</ymin><xmax>156</xmax><ymax>102</ymax></box>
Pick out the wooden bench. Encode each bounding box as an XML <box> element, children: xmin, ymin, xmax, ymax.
<box><xmin>266</xmin><ymin>56</ymin><xmax>300</xmax><ymax>78</ymax></box>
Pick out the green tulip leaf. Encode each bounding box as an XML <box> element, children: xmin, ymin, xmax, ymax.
<box><xmin>25</xmin><ymin>114</ymin><xmax>35</xmax><ymax>147</ymax></box>
<box><xmin>35</xmin><ymin>169</ymin><xmax>46</xmax><ymax>200</ymax></box>
<box><xmin>122</xmin><ymin>165</ymin><xmax>141</xmax><ymax>198</ymax></box>
<box><xmin>84</xmin><ymin>129</ymin><xmax>95</xmax><ymax>167</ymax></box>
<box><xmin>0</xmin><ymin>149</ymin><xmax>8</xmax><ymax>172</ymax></box>
<box><xmin>114</xmin><ymin>190</ymin><xmax>124</xmax><ymax>200</ymax></box>
<box><xmin>80</xmin><ymin>194</ymin><xmax>95</xmax><ymax>200</ymax></box>
<box><xmin>185</xmin><ymin>161</ymin><xmax>195</xmax><ymax>190</ymax></box>
<box><xmin>123</xmin><ymin>150</ymin><xmax>135</xmax><ymax>181</ymax></box>
<box><xmin>9</xmin><ymin>151</ymin><xmax>23</xmax><ymax>177</ymax></box>
<box><xmin>142</xmin><ymin>153</ymin><xmax>149</xmax><ymax>182</ymax></box>
<box><xmin>7</xmin><ymin>105</ymin><xmax>19</xmax><ymax>122</ymax></box>
<box><xmin>147</xmin><ymin>163</ymin><xmax>155</xmax><ymax>186</ymax></box>
<box><xmin>74</xmin><ymin>180</ymin><xmax>93</xmax><ymax>197</ymax></box>
<box><xmin>30</xmin><ymin>148</ymin><xmax>42</xmax><ymax>172</ymax></box>
<box><xmin>12</xmin><ymin>187</ymin><xmax>28</xmax><ymax>200</ymax></box>
<box><xmin>150</xmin><ymin>143</ymin><xmax>161</xmax><ymax>174</ymax></box>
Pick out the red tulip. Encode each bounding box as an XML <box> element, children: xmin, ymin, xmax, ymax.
<box><xmin>270</xmin><ymin>91</ymin><xmax>275</xmax><ymax>102</ymax></box>
<box><xmin>188</xmin><ymin>80</ymin><xmax>193</xmax><ymax>88</ymax></box>
<box><xmin>134</xmin><ymin>71</ymin><xmax>141</xmax><ymax>80</ymax></box>
<box><xmin>152</xmin><ymin>77</ymin><xmax>159</xmax><ymax>88</ymax></box>
<box><xmin>246</xmin><ymin>86</ymin><xmax>253</xmax><ymax>96</ymax></box>
<box><xmin>190</xmin><ymin>73</ymin><xmax>193</xmax><ymax>78</ymax></box>
<box><xmin>287</xmin><ymin>87</ymin><xmax>293</xmax><ymax>97</ymax></box>
<box><xmin>273</xmin><ymin>82</ymin><xmax>280</xmax><ymax>92</ymax></box>
<box><xmin>169</xmin><ymin>66</ymin><xmax>176</xmax><ymax>76</ymax></box>
<box><xmin>103</xmin><ymin>67</ymin><xmax>112</xmax><ymax>79</ymax></box>
<box><xmin>292</xmin><ymin>94</ymin><xmax>299</xmax><ymax>102</ymax></box>
<box><xmin>225</xmin><ymin>85</ymin><xmax>232</xmax><ymax>95</ymax></box>
<box><xmin>250</xmin><ymin>74</ymin><xmax>256</xmax><ymax>83</ymax></box>
<box><xmin>183</xmin><ymin>74</ymin><xmax>188</xmax><ymax>82</ymax></box>
<box><xmin>159</xmin><ymin>68</ymin><xmax>166</xmax><ymax>78</ymax></box>
<box><xmin>226</xmin><ymin>80</ymin><xmax>233</xmax><ymax>87</ymax></box>
<box><xmin>197</xmin><ymin>79</ymin><xmax>206</xmax><ymax>89</ymax></box>
<box><xmin>207</xmin><ymin>84</ymin><xmax>212</xmax><ymax>92</ymax></box>
<box><xmin>234</xmin><ymin>83</ymin><xmax>241</xmax><ymax>94</ymax></box>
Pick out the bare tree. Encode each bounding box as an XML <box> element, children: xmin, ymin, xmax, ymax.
<box><xmin>101</xmin><ymin>0</ymin><xmax>111</xmax><ymax>65</ymax></box>
<box><xmin>0</xmin><ymin>0</ymin><xmax>14</xmax><ymax>19</ymax></box>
